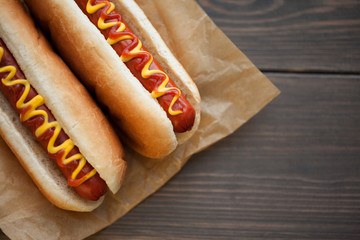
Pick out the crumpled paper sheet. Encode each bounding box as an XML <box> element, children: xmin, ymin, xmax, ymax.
<box><xmin>0</xmin><ymin>0</ymin><xmax>280</xmax><ymax>239</ymax></box>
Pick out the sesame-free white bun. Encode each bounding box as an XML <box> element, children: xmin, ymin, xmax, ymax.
<box><xmin>0</xmin><ymin>0</ymin><xmax>126</xmax><ymax>211</ymax></box>
<box><xmin>24</xmin><ymin>0</ymin><xmax>201</xmax><ymax>159</ymax></box>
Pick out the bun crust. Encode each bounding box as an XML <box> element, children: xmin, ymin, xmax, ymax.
<box><xmin>110</xmin><ymin>0</ymin><xmax>201</xmax><ymax>144</ymax></box>
<box><xmin>23</xmin><ymin>0</ymin><xmax>201</xmax><ymax>158</ymax></box>
<box><xmin>0</xmin><ymin>0</ymin><xmax>126</xmax><ymax>211</ymax></box>
<box><xmin>0</xmin><ymin>92</ymin><xmax>103</xmax><ymax>212</ymax></box>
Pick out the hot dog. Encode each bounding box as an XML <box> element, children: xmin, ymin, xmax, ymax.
<box><xmin>76</xmin><ymin>0</ymin><xmax>196</xmax><ymax>133</ymax></box>
<box><xmin>0</xmin><ymin>39</ymin><xmax>107</xmax><ymax>201</ymax></box>
<box><xmin>24</xmin><ymin>0</ymin><xmax>201</xmax><ymax>158</ymax></box>
<box><xmin>0</xmin><ymin>0</ymin><xmax>126</xmax><ymax>211</ymax></box>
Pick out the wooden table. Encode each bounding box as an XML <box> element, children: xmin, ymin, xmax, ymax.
<box><xmin>2</xmin><ymin>0</ymin><xmax>360</xmax><ymax>239</ymax></box>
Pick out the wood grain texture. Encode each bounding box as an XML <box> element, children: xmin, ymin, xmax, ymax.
<box><xmin>1</xmin><ymin>0</ymin><xmax>360</xmax><ymax>239</ymax></box>
<box><xmin>85</xmin><ymin>73</ymin><xmax>360</xmax><ymax>240</ymax></box>
<box><xmin>196</xmin><ymin>0</ymin><xmax>360</xmax><ymax>73</ymax></box>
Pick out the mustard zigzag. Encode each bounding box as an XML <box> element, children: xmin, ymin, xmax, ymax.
<box><xmin>87</xmin><ymin>0</ymin><xmax>183</xmax><ymax>115</ymax></box>
<box><xmin>0</xmin><ymin>46</ymin><xmax>96</xmax><ymax>187</ymax></box>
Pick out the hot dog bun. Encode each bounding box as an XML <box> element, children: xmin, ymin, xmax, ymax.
<box><xmin>24</xmin><ymin>0</ymin><xmax>201</xmax><ymax>159</ymax></box>
<box><xmin>0</xmin><ymin>0</ymin><xmax>126</xmax><ymax>211</ymax></box>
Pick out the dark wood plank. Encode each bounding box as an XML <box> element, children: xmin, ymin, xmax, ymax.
<box><xmin>84</xmin><ymin>73</ymin><xmax>360</xmax><ymax>239</ymax></box>
<box><xmin>196</xmin><ymin>0</ymin><xmax>360</xmax><ymax>73</ymax></box>
<box><xmin>0</xmin><ymin>233</ymin><xmax>7</xmax><ymax>240</ymax></box>
<box><xmin>1</xmin><ymin>74</ymin><xmax>359</xmax><ymax>240</ymax></box>
<box><xmin>2</xmin><ymin>1</ymin><xmax>360</xmax><ymax>239</ymax></box>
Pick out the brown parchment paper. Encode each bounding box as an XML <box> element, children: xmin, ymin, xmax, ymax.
<box><xmin>0</xmin><ymin>0</ymin><xmax>280</xmax><ymax>239</ymax></box>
